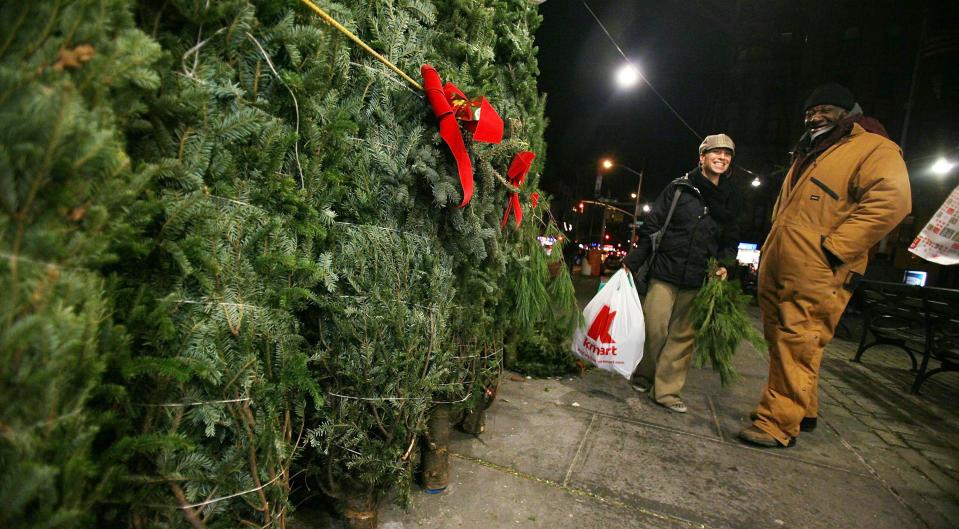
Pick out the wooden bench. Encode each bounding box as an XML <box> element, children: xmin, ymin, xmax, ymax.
<box><xmin>853</xmin><ymin>280</ymin><xmax>959</xmax><ymax>394</ymax></box>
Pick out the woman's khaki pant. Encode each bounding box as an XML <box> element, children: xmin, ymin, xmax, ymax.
<box><xmin>632</xmin><ymin>278</ymin><xmax>698</xmax><ymax>406</ymax></box>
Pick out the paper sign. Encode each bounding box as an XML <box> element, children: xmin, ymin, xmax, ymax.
<box><xmin>909</xmin><ymin>185</ymin><xmax>959</xmax><ymax>265</ymax></box>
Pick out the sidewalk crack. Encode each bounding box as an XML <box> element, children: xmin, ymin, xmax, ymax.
<box><xmin>828</xmin><ymin>421</ymin><xmax>933</xmax><ymax>529</ymax></box>
<box><xmin>451</xmin><ymin>451</ymin><xmax>709</xmax><ymax>529</ymax></box>
<box><xmin>564</xmin><ymin>413</ymin><xmax>597</xmax><ymax>487</ymax></box>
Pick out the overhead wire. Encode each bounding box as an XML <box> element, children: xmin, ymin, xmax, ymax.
<box><xmin>581</xmin><ymin>0</ymin><xmax>702</xmax><ymax>142</ymax></box>
<box><xmin>581</xmin><ymin>1</ymin><xmax>765</xmax><ymax>182</ymax></box>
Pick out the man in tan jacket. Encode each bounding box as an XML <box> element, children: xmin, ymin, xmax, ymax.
<box><xmin>740</xmin><ymin>84</ymin><xmax>911</xmax><ymax>447</ymax></box>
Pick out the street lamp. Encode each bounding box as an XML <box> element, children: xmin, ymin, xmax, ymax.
<box><xmin>751</xmin><ymin>177</ymin><xmax>761</xmax><ymax>187</ymax></box>
<box><xmin>615</xmin><ymin>63</ymin><xmax>641</xmax><ymax>88</ymax></box>
<box><xmin>932</xmin><ymin>157</ymin><xmax>955</xmax><ymax>176</ymax></box>
<box><xmin>642</xmin><ymin>204</ymin><xmax>651</xmax><ymax>213</ymax></box>
<box><xmin>600</xmin><ymin>159</ymin><xmax>645</xmax><ymax>245</ymax></box>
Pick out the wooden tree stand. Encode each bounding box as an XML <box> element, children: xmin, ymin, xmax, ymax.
<box><xmin>421</xmin><ymin>403</ymin><xmax>450</xmax><ymax>493</ymax></box>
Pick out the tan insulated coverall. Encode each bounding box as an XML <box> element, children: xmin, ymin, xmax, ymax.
<box><xmin>754</xmin><ymin>123</ymin><xmax>911</xmax><ymax>445</ymax></box>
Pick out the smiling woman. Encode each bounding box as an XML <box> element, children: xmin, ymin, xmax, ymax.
<box><xmin>623</xmin><ymin>132</ymin><xmax>742</xmax><ymax>412</ymax></box>
<box><xmin>701</xmin><ymin>149</ymin><xmax>733</xmax><ymax>180</ymax></box>
<box><xmin>698</xmin><ymin>134</ymin><xmax>736</xmax><ymax>184</ymax></box>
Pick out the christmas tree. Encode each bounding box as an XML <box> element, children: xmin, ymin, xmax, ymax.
<box><xmin>101</xmin><ymin>2</ymin><xmax>333</xmax><ymax>527</ymax></box>
<box><xmin>0</xmin><ymin>1</ymin><xmax>160</xmax><ymax>527</ymax></box>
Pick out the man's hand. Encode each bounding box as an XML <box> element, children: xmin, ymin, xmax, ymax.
<box><xmin>715</xmin><ymin>267</ymin><xmax>728</xmax><ymax>281</ymax></box>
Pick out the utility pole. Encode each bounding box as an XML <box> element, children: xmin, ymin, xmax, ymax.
<box><xmin>594</xmin><ymin>165</ymin><xmax>604</xmax><ymax>244</ymax></box>
<box><xmin>630</xmin><ymin>168</ymin><xmax>645</xmax><ymax>245</ymax></box>
<box><xmin>579</xmin><ymin>200</ymin><xmax>634</xmax><ymax>246</ymax></box>
<box><xmin>596</xmin><ymin>159</ymin><xmax>644</xmax><ymax>245</ymax></box>
<box><xmin>599</xmin><ymin>206</ymin><xmax>607</xmax><ymax>245</ymax></box>
<box><xmin>900</xmin><ymin>13</ymin><xmax>927</xmax><ymax>154</ymax></box>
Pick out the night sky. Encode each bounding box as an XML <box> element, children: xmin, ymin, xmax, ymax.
<box><xmin>535</xmin><ymin>1</ymin><xmax>736</xmax><ymax>208</ymax></box>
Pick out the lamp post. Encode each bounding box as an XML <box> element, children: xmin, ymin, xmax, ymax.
<box><xmin>600</xmin><ymin>159</ymin><xmax>645</xmax><ymax>245</ymax></box>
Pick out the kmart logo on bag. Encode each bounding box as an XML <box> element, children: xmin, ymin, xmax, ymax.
<box><xmin>582</xmin><ymin>305</ymin><xmax>618</xmax><ymax>356</ymax></box>
<box><xmin>571</xmin><ymin>269</ymin><xmax>643</xmax><ymax>377</ymax></box>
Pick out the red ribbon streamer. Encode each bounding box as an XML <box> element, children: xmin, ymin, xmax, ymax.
<box><xmin>501</xmin><ymin>151</ymin><xmax>536</xmax><ymax>229</ymax></box>
<box><xmin>421</xmin><ymin>64</ymin><xmax>503</xmax><ymax>208</ymax></box>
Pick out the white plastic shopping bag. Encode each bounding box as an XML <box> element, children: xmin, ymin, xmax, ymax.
<box><xmin>571</xmin><ymin>269</ymin><xmax>645</xmax><ymax>379</ymax></box>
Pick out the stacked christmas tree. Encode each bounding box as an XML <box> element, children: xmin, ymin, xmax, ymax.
<box><xmin>0</xmin><ymin>1</ymin><xmax>576</xmax><ymax>528</ymax></box>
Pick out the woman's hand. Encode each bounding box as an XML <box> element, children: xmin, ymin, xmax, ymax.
<box><xmin>715</xmin><ymin>266</ymin><xmax>728</xmax><ymax>281</ymax></box>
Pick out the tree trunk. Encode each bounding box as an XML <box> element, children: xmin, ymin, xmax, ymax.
<box><xmin>343</xmin><ymin>492</ymin><xmax>377</xmax><ymax>529</ymax></box>
<box><xmin>459</xmin><ymin>406</ymin><xmax>485</xmax><ymax>434</ymax></box>
<box><xmin>421</xmin><ymin>403</ymin><xmax>450</xmax><ymax>493</ymax></box>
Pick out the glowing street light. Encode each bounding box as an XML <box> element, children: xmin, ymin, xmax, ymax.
<box><xmin>751</xmin><ymin>177</ymin><xmax>761</xmax><ymax>187</ymax></box>
<box><xmin>601</xmin><ymin>159</ymin><xmax>645</xmax><ymax>243</ymax></box>
<box><xmin>642</xmin><ymin>204</ymin><xmax>651</xmax><ymax>213</ymax></box>
<box><xmin>615</xmin><ymin>63</ymin><xmax>640</xmax><ymax>88</ymax></box>
<box><xmin>932</xmin><ymin>157</ymin><xmax>956</xmax><ymax>176</ymax></box>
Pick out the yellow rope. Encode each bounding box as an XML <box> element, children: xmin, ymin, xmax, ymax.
<box><xmin>297</xmin><ymin>0</ymin><xmax>532</xmax><ymax>198</ymax></box>
<box><xmin>297</xmin><ymin>0</ymin><xmax>423</xmax><ymax>91</ymax></box>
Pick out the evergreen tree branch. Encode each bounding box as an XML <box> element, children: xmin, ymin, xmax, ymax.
<box><xmin>170</xmin><ymin>482</ymin><xmax>207</xmax><ymax>529</ymax></box>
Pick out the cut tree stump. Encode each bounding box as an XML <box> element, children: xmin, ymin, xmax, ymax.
<box><xmin>421</xmin><ymin>403</ymin><xmax>450</xmax><ymax>493</ymax></box>
<box><xmin>343</xmin><ymin>492</ymin><xmax>377</xmax><ymax>529</ymax></box>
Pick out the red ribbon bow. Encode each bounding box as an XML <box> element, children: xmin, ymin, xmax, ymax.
<box><xmin>444</xmin><ymin>84</ymin><xmax>504</xmax><ymax>144</ymax></box>
<box><xmin>421</xmin><ymin>64</ymin><xmax>503</xmax><ymax>208</ymax></box>
<box><xmin>501</xmin><ymin>151</ymin><xmax>536</xmax><ymax>229</ymax></box>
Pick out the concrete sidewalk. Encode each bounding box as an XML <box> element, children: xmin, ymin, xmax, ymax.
<box><xmin>376</xmin><ymin>274</ymin><xmax>959</xmax><ymax>529</ymax></box>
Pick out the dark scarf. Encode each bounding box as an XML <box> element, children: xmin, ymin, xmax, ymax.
<box><xmin>690</xmin><ymin>167</ymin><xmax>736</xmax><ymax>225</ymax></box>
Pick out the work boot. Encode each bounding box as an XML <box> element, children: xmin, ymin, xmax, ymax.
<box><xmin>749</xmin><ymin>412</ymin><xmax>817</xmax><ymax>432</ymax></box>
<box><xmin>738</xmin><ymin>426</ymin><xmax>795</xmax><ymax>448</ymax></box>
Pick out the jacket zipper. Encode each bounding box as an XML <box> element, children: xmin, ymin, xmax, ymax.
<box><xmin>679</xmin><ymin>185</ymin><xmax>708</xmax><ymax>285</ymax></box>
<box><xmin>810</xmin><ymin>177</ymin><xmax>839</xmax><ymax>200</ymax></box>
<box><xmin>682</xmin><ymin>213</ymin><xmax>705</xmax><ymax>284</ymax></box>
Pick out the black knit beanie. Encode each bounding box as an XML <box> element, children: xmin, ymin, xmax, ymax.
<box><xmin>803</xmin><ymin>83</ymin><xmax>855</xmax><ymax>111</ymax></box>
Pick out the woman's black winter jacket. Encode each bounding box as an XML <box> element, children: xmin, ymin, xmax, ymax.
<box><xmin>624</xmin><ymin>168</ymin><xmax>741</xmax><ymax>289</ymax></box>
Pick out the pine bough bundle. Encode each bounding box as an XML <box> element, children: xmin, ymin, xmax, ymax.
<box><xmin>691</xmin><ymin>260</ymin><xmax>766</xmax><ymax>386</ymax></box>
